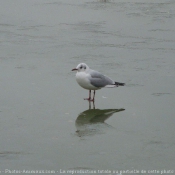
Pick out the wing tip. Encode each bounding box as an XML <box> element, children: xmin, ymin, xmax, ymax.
<box><xmin>115</xmin><ymin>82</ymin><xmax>125</xmax><ymax>86</ymax></box>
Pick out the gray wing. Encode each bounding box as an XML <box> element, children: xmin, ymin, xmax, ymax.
<box><xmin>88</xmin><ymin>70</ymin><xmax>114</xmax><ymax>88</ymax></box>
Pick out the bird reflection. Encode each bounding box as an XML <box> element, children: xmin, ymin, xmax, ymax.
<box><xmin>75</xmin><ymin>105</ymin><xmax>125</xmax><ymax>137</ymax></box>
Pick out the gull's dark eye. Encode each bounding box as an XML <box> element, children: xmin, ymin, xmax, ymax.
<box><xmin>80</xmin><ymin>66</ymin><xmax>82</xmax><ymax>69</ymax></box>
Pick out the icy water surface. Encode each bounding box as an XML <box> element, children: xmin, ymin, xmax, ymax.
<box><xmin>0</xmin><ymin>0</ymin><xmax>175</xmax><ymax>174</ymax></box>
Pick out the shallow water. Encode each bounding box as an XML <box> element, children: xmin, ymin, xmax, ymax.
<box><xmin>0</xmin><ymin>0</ymin><xmax>175</xmax><ymax>174</ymax></box>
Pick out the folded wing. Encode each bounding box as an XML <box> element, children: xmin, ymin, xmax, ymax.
<box><xmin>89</xmin><ymin>70</ymin><xmax>115</xmax><ymax>88</ymax></box>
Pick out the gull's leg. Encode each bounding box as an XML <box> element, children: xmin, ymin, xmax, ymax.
<box><xmin>89</xmin><ymin>99</ymin><xmax>95</xmax><ymax>109</ymax></box>
<box><xmin>93</xmin><ymin>100</ymin><xmax>95</xmax><ymax>109</ymax></box>
<box><xmin>91</xmin><ymin>90</ymin><xmax>95</xmax><ymax>102</ymax></box>
<box><xmin>89</xmin><ymin>90</ymin><xmax>91</xmax><ymax>100</ymax></box>
<box><xmin>84</xmin><ymin>90</ymin><xmax>91</xmax><ymax>101</ymax></box>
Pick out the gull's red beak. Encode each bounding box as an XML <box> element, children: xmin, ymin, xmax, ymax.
<box><xmin>72</xmin><ymin>68</ymin><xmax>78</xmax><ymax>71</ymax></box>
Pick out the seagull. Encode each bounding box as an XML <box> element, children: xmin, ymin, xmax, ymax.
<box><xmin>72</xmin><ymin>63</ymin><xmax>125</xmax><ymax>102</ymax></box>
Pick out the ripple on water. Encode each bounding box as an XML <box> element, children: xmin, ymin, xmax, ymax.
<box><xmin>152</xmin><ymin>93</ymin><xmax>172</xmax><ymax>97</ymax></box>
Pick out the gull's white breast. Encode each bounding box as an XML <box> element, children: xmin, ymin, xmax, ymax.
<box><xmin>76</xmin><ymin>72</ymin><xmax>100</xmax><ymax>90</ymax></box>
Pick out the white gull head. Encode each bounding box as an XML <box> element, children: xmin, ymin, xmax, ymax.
<box><xmin>72</xmin><ymin>63</ymin><xmax>90</xmax><ymax>72</ymax></box>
